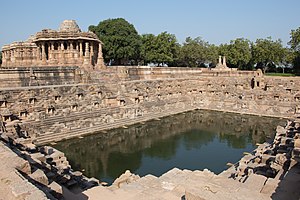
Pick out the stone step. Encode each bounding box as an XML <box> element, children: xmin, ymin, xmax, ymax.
<box><xmin>34</xmin><ymin>106</ymin><xmax>197</xmax><ymax>145</ymax></box>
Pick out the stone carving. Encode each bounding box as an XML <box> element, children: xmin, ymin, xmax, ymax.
<box><xmin>1</xmin><ymin>20</ymin><xmax>105</xmax><ymax>70</ymax></box>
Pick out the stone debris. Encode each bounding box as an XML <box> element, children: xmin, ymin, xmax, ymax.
<box><xmin>29</xmin><ymin>168</ymin><xmax>49</xmax><ymax>186</ymax></box>
<box><xmin>112</xmin><ymin>170</ymin><xmax>140</xmax><ymax>188</ymax></box>
<box><xmin>0</xmin><ymin>133</ymin><xmax>102</xmax><ymax>200</ymax></box>
<box><xmin>232</xmin><ymin>120</ymin><xmax>298</xmax><ymax>182</ymax></box>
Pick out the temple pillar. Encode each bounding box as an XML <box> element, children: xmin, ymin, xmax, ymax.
<box><xmin>49</xmin><ymin>42</ymin><xmax>56</xmax><ymax>64</ymax></box>
<box><xmin>49</xmin><ymin>42</ymin><xmax>53</xmax><ymax>60</ymax></box>
<box><xmin>70</xmin><ymin>42</ymin><xmax>75</xmax><ymax>64</ymax></box>
<box><xmin>83</xmin><ymin>42</ymin><xmax>90</xmax><ymax>66</ymax></box>
<box><xmin>36</xmin><ymin>46</ymin><xmax>41</xmax><ymax>65</ymax></box>
<box><xmin>74</xmin><ymin>43</ymin><xmax>79</xmax><ymax>59</ymax></box>
<box><xmin>60</xmin><ymin>42</ymin><xmax>64</xmax><ymax>64</ymax></box>
<box><xmin>32</xmin><ymin>48</ymin><xmax>37</xmax><ymax>66</ymax></box>
<box><xmin>90</xmin><ymin>43</ymin><xmax>94</xmax><ymax>65</ymax></box>
<box><xmin>2</xmin><ymin>51</ymin><xmax>6</xmax><ymax>66</ymax></box>
<box><xmin>96</xmin><ymin>43</ymin><xmax>105</xmax><ymax>69</ymax></box>
<box><xmin>41</xmin><ymin>42</ymin><xmax>47</xmax><ymax>64</ymax></box>
<box><xmin>11</xmin><ymin>49</ymin><xmax>15</xmax><ymax>64</ymax></box>
<box><xmin>70</xmin><ymin>42</ymin><xmax>73</xmax><ymax>57</ymax></box>
<box><xmin>79</xmin><ymin>41</ymin><xmax>83</xmax><ymax>61</ymax></box>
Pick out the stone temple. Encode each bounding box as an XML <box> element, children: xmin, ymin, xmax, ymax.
<box><xmin>0</xmin><ymin>20</ymin><xmax>300</xmax><ymax>200</ymax></box>
<box><xmin>1</xmin><ymin>20</ymin><xmax>105</xmax><ymax>69</ymax></box>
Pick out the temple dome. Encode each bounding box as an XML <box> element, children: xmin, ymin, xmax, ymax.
<box><xmin>59</xmin><ymin>20</ymin><xmax>81</xmax><ymax>32</ymax></box>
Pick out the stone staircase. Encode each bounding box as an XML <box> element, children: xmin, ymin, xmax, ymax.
<box><xmin>80</xmin><ymin>168</ymin><xmax>272</xmax><ymax>200</ymax></box>
<box><xmin>34</xmin><ymin>105</ymin><xmax>198</xmax><ymax>145</ymax></box>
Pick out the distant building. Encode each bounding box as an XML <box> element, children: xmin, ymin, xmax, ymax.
<box><xmin>1</xmin><ymin>20</ymin><xmax>105</xmax><ymax>69</ymax></box>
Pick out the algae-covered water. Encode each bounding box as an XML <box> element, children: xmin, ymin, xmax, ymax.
<box><xmin>54</xmin><ymin>110</ymin><xmax>285</xmax><ymax>184</ymax></box>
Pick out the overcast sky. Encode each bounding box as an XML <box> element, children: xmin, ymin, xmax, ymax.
<box><xmin>1</xmin><ymin>0</ymin><xmax>299</xmax><ymax>49</ymax></box>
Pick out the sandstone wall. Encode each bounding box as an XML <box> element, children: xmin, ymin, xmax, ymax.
<box><xmin>0</xmin><ymin>66</ymin><xmax>80</xmax><ymax>87</ymax></box>
<box><xmin>0</xmin><ymin>67</ymin><xmax>299</xmax><ymax>144</ymax></box>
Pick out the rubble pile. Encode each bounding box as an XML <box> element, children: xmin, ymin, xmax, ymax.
<box><xmin>0</xmin><ymin>130</ymin><xmax>101</xmax><ymax>199</ymax></box>
<box><xmin>234</xmin><ymin>120</ymin><xmax>299</xmax><ymax>182</ymax></box>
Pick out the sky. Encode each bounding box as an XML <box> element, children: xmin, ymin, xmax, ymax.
<box><xmin>1</xmin><ymin>0</ymin><xmax>300</xmax><ymax>49</ymax></box>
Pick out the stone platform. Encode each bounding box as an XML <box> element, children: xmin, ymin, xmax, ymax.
<box><xmin>0</xmin><ymin>142</ymin><xmax>48</xmax><ymax>200</ymax></box>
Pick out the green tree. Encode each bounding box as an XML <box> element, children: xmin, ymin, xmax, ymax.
<box><xmin>218</xmin><ymin>38</ymin><xmax>252</xmax><ymax>69</ymax></box>
<box><xmin>89</xmin><ymin>18</ymin><xmax>141</xmax><ymax>65</ymax></box>
<box><xmin>140</xmin><ymin>32</ymin><xmax>179</xmax><ymax>66</ymax></box>
<box><xmin>229</xmin><ymin>38</ymin><xmax>252</xmax><ymax>69</ymax></box>
<box><xmin>252</xmin><ymin>37</ymin><xmax>285</xmax><ymax>73</ymax></box>
<box><xmin>206</xmin><ymin>44</ymin><xmax>219</xmax><ymax>67</ymax></box>
<box><xmin>179</xmin><ymin>37</ymin><xmax>207</xmax><ymax>67</ymax></box>
<box><xmin>288</xmin><ymin>27</ymin><xmax>300</xmax><ymax>74</ymax></box>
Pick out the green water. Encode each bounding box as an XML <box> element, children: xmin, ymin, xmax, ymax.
<box><xmin>53</xmin><ymin>110</ymin><xmax>285</xmax><ymax>184</ymax></box>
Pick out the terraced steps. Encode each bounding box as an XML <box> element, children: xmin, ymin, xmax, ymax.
<box><xmin>34</xmin><ymin>105</ymin><xmax>198</xmax><ymax>145</ymax></box>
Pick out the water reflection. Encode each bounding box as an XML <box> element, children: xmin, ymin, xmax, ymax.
<box><xmin>54</xmin><ymin>110</ymin><xmax>285</xmax><ymax>184</ymax></box>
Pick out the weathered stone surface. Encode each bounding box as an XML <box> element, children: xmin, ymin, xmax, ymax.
<box><xmin>15</xmin><ymin>159</ymin><xmax>32</xmax><ymax>175</ymax></box>
<box><xmin>29</xmin><ymin>169</ymin><xmax>48</xmax><ymax>186</ymax></box>
<box><xmin>48</xmin><ymin>181</ymin><xmax>62</xmax><ymax>195</ymax></box>
<box><xmin>0</xmin><ymin>142</ymin><xmax>48</xmax><ymax>200</ymax></box>
<box><xmin>294</xmin><ymin>138</ymin><xmax>300</xmax><ymax>148</ymax></box>
<box><xmin>112</xmin><ymin>170</ymin><xmax>140</xmax><ymax>188</ymax></box>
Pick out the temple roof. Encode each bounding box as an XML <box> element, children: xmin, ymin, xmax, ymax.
<box><xmin>59</xmin><ymin>20</ymin><xmax>81</xmax><ymax>33</ymax></box>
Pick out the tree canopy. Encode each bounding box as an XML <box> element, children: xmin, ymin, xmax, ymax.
<box><xmin>289</xmin><ymin>28</ymin><xmax>300</xmax><ymax>74</ymax></box>
<box><xmin>252</xmin><ymin>37</ymin><xmax>285</xmax><ymax>73</ymax></box>
<box><xmin>89</xmin><ymin>18</ymin><xmax>141</xmax><ymax>65</ymax></box>
<box><xmin>89</xmin><ymin>17</ymin><xmax>299</xmax><ymax>73</ymax></box>
<box><xmin>140</xmin><ymin>32</ymin><xmax>179</xmax><ymax>66</ymax></box>
<box><xmin>179</xmin><ymin>37</ymin><xmax>216</xmax><ymax>67</ymax></box>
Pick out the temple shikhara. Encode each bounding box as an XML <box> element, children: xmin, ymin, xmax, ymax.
<box><xmin>1</xmin><ymin>20</ymin><xmax>105</xmax><ymax>69</ymax></box>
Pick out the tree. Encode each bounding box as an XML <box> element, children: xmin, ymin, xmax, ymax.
<box><xmin>252</xmin><ymin>37</ymin><xmax>285</xmax><ymax>73</ymax></box>
<box><xmin>289</xmin><ymin>27</ymin><xmax>300</xmax><ymax>74</ymax></box>
<box><xmin>89</xmin><ymin>18</ymin><xmax>141</xmax><ymax>65</ymax></box>
<box><xmin>179</xmin><ymin>37</ymin><xmax>207</xmax><ymax>67</ymax></box>
<box><xmin>140</xmin><ymin>32</ymin><xmax>179</xmax><ymax>66</ymax></box>
<box><xmin>206</xmin><ymin>44</ymin><xmax>219</xmax><ymax>67</ymax></box>
<box><xmin>218</xmin><ymin>38</ymin><xmax>252</xmax><ymax>69</ymax></box>
<box><xmin>229</xmin><ymin>38</ymin><xmax>252</xmax><ymax>69</ymax></box>
<box><xmin>289</xmin><ymin>27</ymin><xmax>300</xmax><ymax>52</ymax></box>
<box><xmin>179</xmin><ymin>37</ymin><xmax>217</xmax><ymax>67</ymax></box>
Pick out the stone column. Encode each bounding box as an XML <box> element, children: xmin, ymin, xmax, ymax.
<box><xmin>222</xmin><ymin>56</ymin><xmax>227</xmax><ymax>68</ymax></box>
<box><xmin>79</xmin><ymin>41</ymin><xmax>83</xmax><ymax>60</ymax></box>
<box><xmin>70</xmin><ymin>42</ymin><xmax>74</xmax><ymax>57</ymax></box>
<box><xmin>90</xmin><ymin>43</ymin><xmax>94</xmax><ymax>63</ymax></box>
<box><xmin>60</xmin><ymin>42</ymin><xmax>64</xmax><ymax>64</ymax></box>
<box><xmin>83</xmin><ymin>42</ymin><xmax>90</xmax><ymax>66</ymax></box>
<box><xmin>11</xmin><ymin>49</ymin><xmax>15</xmax><ymax>64</ymax></box>
<box><xmin>32</xmin><ymin>47</ymin><xmax>37</xmax><ymax>66</ymax></box>
<box><xmin>70</xmin><ymin>42</ymin><xmax>75</xmax><ymax>64</ymax></box>
<box><xmin>2</xmin><ymin>51</ymin><xmax>6</xmax><ymax>66</ymax></box>
<box><xmin>49</xmin><ymin>42</ymin><xmax>54</xmax><ymax>64</ymax></box>
<box><xmin>48</xmin><ymin>42</ymin><xmax>52</xmax><ymax>60</ymax></box>
<box><xmin>41</xmin><ymin>42</ymin><xmax>47</xmax><ymax>64</ymax></box>
<box><xmin>74</xmin><ymin>43</ymin><xmax>79</xmax><ymax>58</ymax></box>
<box><xmin>20</xmin><ymin>48</ymin><xmax>27</xmax><ymax>66</ymax></box>
<box><xmin>96</xmin><ymin>43</ymin><xmax>105</xmax><ymax>69</ymax></box>
<box><xmin>36</xmin><ymin>46</ymin><xmax>41</xmax><ymax>65</ymax></box>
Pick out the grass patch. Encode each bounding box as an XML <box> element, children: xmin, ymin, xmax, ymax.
<box><xmin>265</xmin><ymin>73</ymin><xmax>296</xmax><ymax>77</ymax></box>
